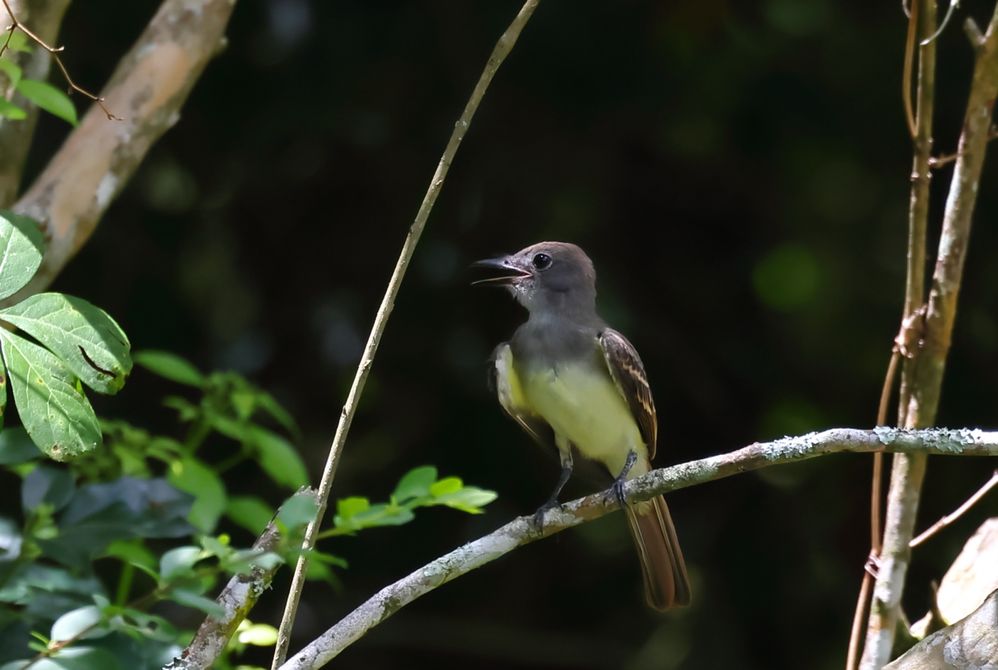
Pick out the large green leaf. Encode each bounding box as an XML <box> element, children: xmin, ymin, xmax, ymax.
<box><xmin>246</xmin><ymin>425</ymin><xmax>308</xmax><ymax>489</ymax></box>
<box><xmin>0</xmin><ymin>211</ymin><xmax>44</xmax><ymax>301</ymax></box>
<box><xmin>0</xmin><ymin>293</ymin><xmax>131</xmax><ymax>394</ymax></box>
<box><xmin>15</xmin><ymin>79</ymin><xmax>77</xmax><ymax>126</ymax></box>
<box><xmin>226</xmin><ymin>495</ymin><xmax>274</xmax><ymax>535</ymax></box>
<box><xmin>0</xmin><ymin>331</ymin><xmax>100</xmax><ymax>460</ymax></box>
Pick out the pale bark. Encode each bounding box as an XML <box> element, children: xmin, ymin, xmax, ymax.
<box><xmin>8</xmin><ymin>0</ymin><xmax>237</xmax><ymax>300</ymax></box>
<box><xmin>862</xmin><ymin>5</ymin><xmax>998</xmax><ymax>667</ymax></box>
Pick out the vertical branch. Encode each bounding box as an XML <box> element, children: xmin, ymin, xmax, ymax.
<box><xmin>267</xmin><ymin>2</ymin><xmax>542</xmax><ymax>667</ymax></box>
<box><xmin>862</xmin><ymin>3</ymin><xmax>998</xmax><ymax>667</ymax></box>
<box><xmin>0</xmin><ymin>0</ymin><xmax>71</xmax><ymax>207</ymax></box>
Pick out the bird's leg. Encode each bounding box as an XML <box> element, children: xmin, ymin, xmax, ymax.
<box><xmin>532</xmin><ymin>449</ymin><xmax>573</xmax><ymax>529</ymax></box>
<box><xmin>606</xmin><ymin>449</ymin><xmax>637</xmax><ymax>509</ymax></box>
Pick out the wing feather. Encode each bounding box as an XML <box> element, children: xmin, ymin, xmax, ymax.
<box><xmin>598</xmin><ymin>329</ymin><xmax>658</xmax><ymax>458</ymax></box>
<box><xmin>489</xmin><ymin>343</ymin><xmax>556</xmax><ymax>452</ymax></box>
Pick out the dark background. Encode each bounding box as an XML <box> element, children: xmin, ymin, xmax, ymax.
<box><xmin>25</xmin><ymin>0</ymin><xmax>998</xmax><ymax>668</ymax></box>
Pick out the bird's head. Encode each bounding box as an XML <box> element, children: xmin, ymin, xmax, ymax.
<box><xmin>472</xmin><ymin>241</ymin><xmax>597</xmax><ymax>313</ymax></box>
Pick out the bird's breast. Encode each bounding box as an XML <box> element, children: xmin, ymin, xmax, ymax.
<box><xmin>520</xmin><ymin>361</ymin><xmax>647</xmax><ymax>474</ymax></box>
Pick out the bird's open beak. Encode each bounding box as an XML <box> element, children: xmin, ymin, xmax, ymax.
<box><xmin>470</xmin><ymin>256</ymin><xmax>532</xmax><ymax>286</ymax></box>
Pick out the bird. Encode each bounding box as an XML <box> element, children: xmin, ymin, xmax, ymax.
<box><xmin>472</xmin><ymin>241</ymin><xmax>691</xmax><ymax>610</ymax></box>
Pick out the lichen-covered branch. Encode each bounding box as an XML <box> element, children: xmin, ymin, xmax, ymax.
<box><xmin>7</xmin><ymin>0</ymin><xmax>237</xmax><ymax>300</ymax></box>
<box><xmin>164</xmin><ymin>489</ymin><xmax>318</xmax><ymax>670</ymax></box>
<box><xmin>883</xmin><ymin>589</ymin><xmax>998</xmax><ymax>669</ymax></box>
<box><xmin>279</xmin><ymin>428</ymin><xmax>998</xmax><ymax>670</ymax></box>
<box><xmin>862</xmin><ymin>4</ymin><xmax>998</xmax><ymax>667</ymax></box>
<box><xmin>0</xmin><ymin>0</ymin><xmax>71</xmax><ymax>207</ymax></box>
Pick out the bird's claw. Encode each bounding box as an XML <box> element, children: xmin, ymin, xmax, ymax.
<box><xmin>531</xmin><ymin>498</ymin><xmax>560</xmax><ymax>531</ymax></box>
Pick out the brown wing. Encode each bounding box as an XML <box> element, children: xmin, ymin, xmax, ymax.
<box><xmin>598</xmin><ymin>328</ymin><xmax>658</xmax><ymax>459</ymax></box>
<box><xmin>488</xmin><ymin>343</ymin><xmax>556</xmax><ymax>452</ymax></box>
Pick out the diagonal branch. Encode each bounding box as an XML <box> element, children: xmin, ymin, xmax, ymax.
<box><xmin>7</xmin><ymin>0</ymin><xmax>238</xmax><ymax>302</ymax></box>
<box><xmin>279</xmin><ymin>427</ymin><xmax>998</xmax><ymax>670</ymax></box>
<box><xmin>269</xmin><ymin>2</ymin><xmax>541</xmax><ymax>666</ymax></box>
<box><xmin>862</xmin><ymin>5</ymin><xmax>998</xmax><ymax>668</ymax></box>
<box><xmin>164</xmin><ymin>489</ymin><xmax>319</xmax><ymax>670</ymax></box>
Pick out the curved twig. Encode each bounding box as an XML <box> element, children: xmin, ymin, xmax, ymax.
<box><xmin>268</xmin><ymin>2</ymin><xmax>542</xmax><ymax>667</ymax></box>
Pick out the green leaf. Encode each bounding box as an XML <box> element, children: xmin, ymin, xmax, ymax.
<box><xmin>226</xmin><ymin>496</ymin><xmax>274</xmax><ymax>535</ymax></box>
<box><xmin>0</xmin><ymin>331</ymin><xmax>101</xmax><ymax>460</ymax></box>
<box><xmin>393</xmin><ymin>466</ymin><xmax>437</xmax><ymax>502</ymax></box>
<box><xmin>22</xmin><ymin>465</ymin><xmax>75</xmax><ymax>512</ymax></box>
<box><xmin>247</xmin><ymin>426</ymin><xmax>308</xmax><ymax>489</ymax></box>
<box><xmin>167</xmin><ymin>458</ymin><xmax>226</xmax><ymax>532</ymax></box>
<box><xmin>0</xmin><ymin>57</ymin><xmax>22</xmax><ymax>89</ymax></box>
<box><xmin>50</xmin><ymin>605</ymin><xmax>105</xmax><ymax>643</ymax></box>
<box><xmin>170</xmin><ymin>588</ymin><xmax>224</xmax><ymax>618</ymax></box>
<box><xmin>0</xmin><ymin>427</ymin><xmax>41</xmax><ymax>464</ymax></box>
<box><xmin>353</xmin><ymin>503</ymin><xmax>415</xmax><ymax>527</ymax></box>
<box><xmin>159</xmin><ymin>546</ymin><xmax>202</xmax><ymax>581</ymax></box>
<box><xmin>0</xmin><ymin>293</ymin><xmax>131</xmax><ymax>394</ymax></box>
<box><xmin>237</xmin><ymin>621</ymin><xmax>279</xmax><ymax>646</ymax></box>
<box><xmin>0</xmin><ymin>211</ymin><xmax>44</xmax><ymax>301</ymax></box>
<box><xmin>2</xmin><ymin>31</ymin><xmax>31</xmax><ymax>53</ymax></box>
<box><xmin>429</xmin><ymin>477</ymin><xmax>463</xmax><ymax>497</ymax></box>
<box><xmin>254</xmin><ymin>390</ymin><xmax>299</xmax><ymax>436</ymax></box>
<box><xmin>101</xmin><ymin>539</ymin><xmax>156</xmax><ymax>572</ymax></box>
<box><xmin>276</xmin><ymin>491</ymin><xmax>318</xmax><ymax>530</ymax></box>
<box><xmin>0</xmin><ymin>98</ymin><xmax>26</xmax><ymax>120</ymax></box>
<box><xmin>133</xmin><ymin>350</ymin><xmax>204</xmax><ymax>386</ymax></box>
<box><xmin>433</xmin><ymin>486</ymin><xmax>498</xmax><ymax>514</ymax></box>
<box><xmin>15</xmin><ymin>79</ymin><xmax>77</xmax><ymax>125</ymax></box>
<box><xmin>335</xmin><ymin>496</ymin><xmax>369</xmax><ymax>521</ymax></box>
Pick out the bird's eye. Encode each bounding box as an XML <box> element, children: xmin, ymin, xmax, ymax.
<box><xmin>532</xmin><ymin>253</ymin><xmax>552</xmax><ymax>270</ymax></box>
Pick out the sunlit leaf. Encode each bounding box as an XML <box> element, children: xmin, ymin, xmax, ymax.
<box><xmin>393</xmin><ymin>466</ymin><xmax>436</xmax><ymax>502</ymax></box>
<box><xmin>246</xmin><ymin>426</ymin><xmax>307</xmax><ymax>489</ymax></box>
<box><xmin>0</xmin><ymin>331</ymin><xmax>101</xmax><ymax>460</ymax></box>
<box><xmin>0</xmin><ymin>293</ymin><xmax>131</xmax><ymax>394</ymax></box>
<box><xmin>15</xmin><ymin>79</ymin><xmax>77</xmax><ymax>125</ymax></box>
<box><xmin>0</xmin><ymin>211</ymin><xmax>44</xmax><ymax>301</ymax></box>
<box><xmin>50</xmin><ymin>605</ymin><xmax>106</xmax><ymax>643</ymax></box>
<box><xmin>276</xmin><ymin>491</ymin><xmax>317</xmax><ymax>530</ymax></box>
<box><xmin>159</xmin><ymin>546</ymin><xmax>202</xmax><ymax>581</ymax></box>
<box><xmin>236</xmin><ymin>621</ymin><xmax>278</xmax><ymax>646</ymax></box>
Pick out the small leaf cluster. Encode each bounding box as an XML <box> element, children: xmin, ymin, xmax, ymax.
<box><xmin>0</xmin><ymin>33</ymin><xmax>78</xmax><ymax>125</ymax></box>
<box><xmin>327</xmin><ymin>466</ymin><xmax>497</xmax><ymax>537</ymax></box>
<box><xmin>0</xmin><ymin>212</ymin><xmax>130</xmax><ymax>460</ymax></box>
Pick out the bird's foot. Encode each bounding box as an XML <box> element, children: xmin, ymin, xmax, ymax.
<box><xmin>604</xmin><ymin>450</ymin><xmax>637</xmax><ymax>509</ymax></box>
<box><xmin>531</xmin><ymin>498</ymin><xmax>561</xmax><ymax>531</ymax></box>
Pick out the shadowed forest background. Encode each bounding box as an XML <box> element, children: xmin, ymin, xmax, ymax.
<box><xmin>13</xmin><ymin>1</ymin><xmax>998</xmax><ymax>668</ymax></box>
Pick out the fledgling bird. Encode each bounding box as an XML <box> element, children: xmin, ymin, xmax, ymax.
<box><xmin>473</xmin><ymin>241</ymin><xmax>691</xmax><ymax>610</ymax></box>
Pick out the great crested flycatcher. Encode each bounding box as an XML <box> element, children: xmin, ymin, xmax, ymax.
<box><xmin>473</xmin><ymin>241</ymin><xmax>691</xmax><ymax>610</ymax></box>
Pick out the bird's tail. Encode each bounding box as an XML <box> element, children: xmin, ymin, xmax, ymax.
<box><xmin>625</xmin><ymin>494</ymin><xmax>692</xmax><ymax>610</ymax></box>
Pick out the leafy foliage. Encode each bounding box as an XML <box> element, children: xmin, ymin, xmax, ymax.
<box><xmin>0</xmin><ymin>213</ymin><xmax>130</xmax><ymax>459</ymax></box>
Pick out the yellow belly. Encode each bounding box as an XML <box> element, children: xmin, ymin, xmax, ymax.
<box><xmin>522</xmin><ymin>362</ymin><xmax>648</xmax><ymax>476</ymax></box>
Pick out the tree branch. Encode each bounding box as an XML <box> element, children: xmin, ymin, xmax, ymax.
<box><xmin>0</xmin><ymin>0</ymin><xmax>70</xmax><ymax>207</ymax></box>
<box><xmin>277</xmin><ymin>428</ymin><xmax>998</xmax><ymax>670</ymax></box>
<box><xmin>863</xmin><ymin>4</ymin><xmax>998</xmax><ymax>667</ymax></box>
<box><xmin>884</xmin><ymin>588</ymin><xmax>998</xmax><ymax>669</ymax></box>
<box><xmin>268</xmin><ymin>2</ymin><xmax>541</xmax><ymax>666</ymax></box>
<box><xmin>7</xmin><ymin>0</ymin><xmax>237</xmax><ymax>300</ymax></box>
<box><xmin>164</xmin><ymin>490</ymin><xmax>318</xmax><ymax>670</ymax></box>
